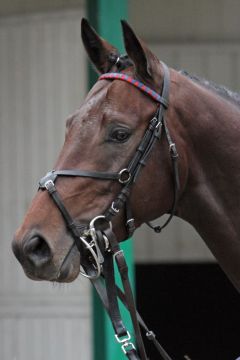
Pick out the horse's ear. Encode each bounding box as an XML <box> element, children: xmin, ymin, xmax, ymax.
<box><xmin>121</xmin><ymin>20</ymin><xmax>158</xmax><ymax>81</ymax></box>
<box><xmin>81</xmin><ymin>18</ymin><xmax>119</xmax><ymax>74</ymax></box>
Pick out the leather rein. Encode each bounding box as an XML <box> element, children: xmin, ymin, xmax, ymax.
<box><xmin>39</xmin><ymin>62</ymin><xmax>179</xmax><ymax>360</ymax></box>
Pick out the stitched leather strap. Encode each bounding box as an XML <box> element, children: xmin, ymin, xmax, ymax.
<box><xmin>39</xmin><ymin>169</ymin><xmax>119</xmax><ymax>188</ymax></box>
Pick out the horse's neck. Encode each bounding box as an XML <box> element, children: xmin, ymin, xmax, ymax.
<box><xmin>175</xmin><ymin>74</ymin><xmax>240</xmax><ymax>291</ymax></box>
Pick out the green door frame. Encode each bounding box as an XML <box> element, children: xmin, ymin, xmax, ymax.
<box><xmin>86</xmin><ymin>1</ymin><xmax>135</xmax><ymax>359</ymax></box>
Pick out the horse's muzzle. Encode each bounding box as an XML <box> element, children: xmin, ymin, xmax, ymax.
<box><xmin>12</xmin><ymin>231</ymin><xmax>81</xmax><ymax>282</ymax></box>
<box><xmin>12</xmin><ymin>233</ymin><xmax>56</xmax><ymax>280</ymax></box>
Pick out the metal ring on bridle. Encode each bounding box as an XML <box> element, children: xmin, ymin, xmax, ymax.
<box><xmin>79</xmin><ymin>236</ymin><xmax>102</xmax><ymax>279</ymax></box>
<box><xmin>118</xmin><ymin>168</ymin><xmax>131</xmax><ymax>184</ymax></box>
<box><xmin>89</xmin><ymin>215</ymin><xmax>112</xmax><ymax>233</ymax></box>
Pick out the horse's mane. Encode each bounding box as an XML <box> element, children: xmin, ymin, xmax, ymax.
<box><xmin>180</xmin><ymin>69</ymin><xmax>240</xmax><ymax>107</ymax></box>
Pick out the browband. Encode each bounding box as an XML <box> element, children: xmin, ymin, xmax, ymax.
<box><xmin>99</xmin><ymin>72</ymin><xmax>169</xmax><ymax>108</ymax></box>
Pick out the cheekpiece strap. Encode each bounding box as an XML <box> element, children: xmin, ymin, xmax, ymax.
<box><xmin>99</xmin><ymin>72</ymin><xmax>169</xmax><ymax>108</ymax></box>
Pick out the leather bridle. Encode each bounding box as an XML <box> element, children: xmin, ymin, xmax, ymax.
<box><xmin>38</xmin><ymin>62</ymin><xmax>179</xmax><ymax>360</ymax></box>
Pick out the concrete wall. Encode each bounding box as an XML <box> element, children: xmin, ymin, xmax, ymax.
<box><xmin>0</xmin><ymin>8</ymin><xmax>92</xmax><ymax>360</ymax></box>
<box><xmin>130</xmin><ymin>0</ymin><xmax>240</xmax><ymax>42</ymax></box>
<box><xmin>1</xmin><ymin>0</ymin><xmax>240</xmax><ymax>42</ymax></box>
<box><xmin>0</xmin><ymin>0</ymin><xmax>84</xmax><ymax>16</ymax></box>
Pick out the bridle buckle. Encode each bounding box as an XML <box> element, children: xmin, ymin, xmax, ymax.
<box><xmin>44</xmin><ymin>179</ymin><xmax>55</xmax><ymax>193</ymax></box>
<box><xmin>169</xmin><ymin>143</ymin><xmax>178</xmax><ymax>158</ymax></box>
<box><xmin>115</xmin><ymin>331</ymin><xmax>136</xmax><ymax>355</ymax></box>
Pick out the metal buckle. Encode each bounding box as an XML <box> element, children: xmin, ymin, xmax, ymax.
<box><xmin>39</xmin><ymin>170</ymin><xmax>57</xmax><ymax>189</ymax></box>
<box><xmin>115</xmin><ymin>56</ymin><xmax>121</xmax><ymax>66</ymax></box>
<box><xmin>146</xmin><ymin>330</ymin><xmax>156</xmax><ymax>340</ymax></box>
<box><xmin>44</xmin><ymin>179</ymin><xmax>55</xmax><ymax>193</ymax></box>
<box><xmin>115</xmin><ymin>332</ymin><xmax>136</xmax><ymax>355</ymax></box>
<box><xmin>111</xmin><ymin>202</ymin><xmax>120</xmax><ymax>214</ymax></box>
<box><xmin>113</xmin><ymin>249</ymin><xmax>124</xmax><ymax>262</ymax></box>
<box><xmin>150</xmin><ymin>116</ymin><xmax>162</xmax><ymax>128</ymax></box>
<box><xmin>169</xmin><ymin>143</ymin><xmax>178</xmax><ymax>158</ymax></box>
<box><xmin>156</xmin><ymin>119</ymin><xmax>162</xmax><ymax>128</ymax></box>
<box><xmin>118</xmin><ymin>168</ymin><xmax>131</xmax><ymax>184</ymax></box>
<box><xmin>121</xmin><ymin>342</ymin><xmax>136</xmax><ymax>354</ymax></box>
<box><xmin>115</xmin><ymin>331</ymin><xmax>131</xmax><ymax>344</ymax></box>
<box><xmin>150</xmin><ymin>116</ymin><xmax>158</xmax><ymax>126</ymax></box>
<box><xmin>126</xmin><ymin>218</ymin><xmax>135</xmax><ymax>226</ymax></box>
<box><xmin>126</xmin><ymin>218</ymin><xmax>135</xmax><ymax>234</ymax></box>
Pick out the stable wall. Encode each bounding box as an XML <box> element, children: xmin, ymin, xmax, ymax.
<box><xmin>0</xmin><ymin>8</ymin><xmax>92</xmax><ymax>360</ymax></box>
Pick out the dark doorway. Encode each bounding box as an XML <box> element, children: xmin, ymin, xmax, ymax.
<box><xmin>136</xmin><ymin>263</ymin><xmax>240</xmax><ymax>360</ymax></box>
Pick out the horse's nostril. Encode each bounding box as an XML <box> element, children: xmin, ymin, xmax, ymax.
<box><xmin>23</xmin><ymin>236</ymin><xmax>52</xmax><ymax>267</ymax></box>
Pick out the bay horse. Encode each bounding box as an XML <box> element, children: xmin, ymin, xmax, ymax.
<box><xmin>12</xmin><ymin>18</ymin><xmax>240</xmax><ymax>359</ymax></box>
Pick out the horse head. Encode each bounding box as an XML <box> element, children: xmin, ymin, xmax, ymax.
<box><xmin>12</xmin><ymin>19</ymin><xmax>188</xmax><ymax>282</ymax></box>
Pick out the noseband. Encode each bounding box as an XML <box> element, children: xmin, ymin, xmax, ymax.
<box><xmin>39</xmin><ymin>62</ymin><xmax>178</xmax><ymax>360</ymax></box>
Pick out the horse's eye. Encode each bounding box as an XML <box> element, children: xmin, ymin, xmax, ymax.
<box><xmin>109</xmin><ymin>127</ymin><xmax>131</xmax><ymax>143</ymax></box>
